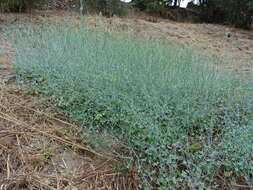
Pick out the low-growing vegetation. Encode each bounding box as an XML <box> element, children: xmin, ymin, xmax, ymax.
<box><xmin>13</xmin><ymin>25</ymin><xmax>253</xmax><ymax>189</ymax></box>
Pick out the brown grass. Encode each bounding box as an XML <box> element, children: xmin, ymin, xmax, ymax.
<box><xmin>0</xmin><ymin>74</ymin><xmax>139</xmax><ymax>190</ymax></box>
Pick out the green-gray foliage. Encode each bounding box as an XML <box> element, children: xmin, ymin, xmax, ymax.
<box><xmin>13</xmin><ymin>25</ymin><xmax>253</xmax><ymax>189</ymax></box>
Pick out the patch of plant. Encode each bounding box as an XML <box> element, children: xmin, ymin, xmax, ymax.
<box><xmin>13</xmin><ymin>25</ymin><xmax>253</xmax><ymax>189</ymax></box>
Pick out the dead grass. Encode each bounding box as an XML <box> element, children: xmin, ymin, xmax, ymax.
<box><xmin>0</xmin><ymin>75</ymin><xmax>138</xmax><ymax>190</ymax></box>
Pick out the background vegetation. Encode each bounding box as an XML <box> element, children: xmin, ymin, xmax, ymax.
<box><xmin>13</xmin><ymin>25</ymin><xmax>253</xmax><ymax>189</ymax></box>
<box><xmin>133</xmin><ymin>0</ymin><xmax>253</xmax><ymax>29</ymax></box>
<box><xmin>199</xmin><ymin>0</ymin><xmax>253</xmax><ymax>29</ymax></box>
<box><xmin>82</xmin><ymin>0</ymin><xmax>130</xmax><ymax>17</ymax></box>
<box><xmin>1</xmin><ymin>0</ymin><xmax>252</xmax><ymax>29</ymax></box>
<box><xmin>0</xmin><ymin>0</ymin><xmax>41</xmax><ymax>12</ymax></box>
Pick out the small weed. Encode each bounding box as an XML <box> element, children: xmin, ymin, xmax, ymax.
<box><xmin>43</xmin><ymin>149</ymin><xmax>53</xmax><ymax>163</ymax></box>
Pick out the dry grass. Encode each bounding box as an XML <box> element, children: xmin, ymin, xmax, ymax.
<box><xmin>0</xmin><ymin>74</ymin><xmax>139</xmax><ymax>190</ymax></box>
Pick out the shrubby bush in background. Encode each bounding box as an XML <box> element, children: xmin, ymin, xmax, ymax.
<box><xmin>81</xmin><ymin>0</ymin><xmax>130</xmax><ymax>17</ymax></box>
<box><xmin>0</xmin><ymin>0</ymin><xmax>41</xmax><ymax>12</ymax></box>
<box><xmin>133</xmin><ymin>0</ymin><xmax>253</xmax><ymax>29</ymax></box>
<box><xmin>200</xmin><ymin>0</ymin><xmax>253</xmax><ymax>29</ymax></box>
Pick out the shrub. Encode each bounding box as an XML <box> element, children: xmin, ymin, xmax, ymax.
<box><xmin>82</xmin><ymin>0</ymin><xmax>129</xmax><ymax>17</ymax></box>
<box><xmin>145</xmin><ymin>0</ymin><xmax>167</xmax><ymax>15</ymax></box>
<box><xmin>200</xmin><ymin>0</ymin><xmax>253</xmax><ymax>29</ymax></box>
<box><xmin>13</xmin><ymin>25</ymin><xmax>253</xmax><ymax>189</ymax></box>
<box><xmin>0</xmin><ymin>0</ymin><xmax>40</xmax><ymax>12</ymax></box>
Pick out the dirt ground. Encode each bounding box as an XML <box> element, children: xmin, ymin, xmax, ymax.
<box><xmin>0</xmin><ymin>10</ymin><xmax>252</xmax><ymax>190</ymax></box>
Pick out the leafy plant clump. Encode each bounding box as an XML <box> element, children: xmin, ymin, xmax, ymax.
<box><xmin>13</xmin><ymin>26</ymin><xmax>253</xmax><ymax>189</ymax></box>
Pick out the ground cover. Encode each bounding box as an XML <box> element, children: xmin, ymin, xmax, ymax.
<box><xmin>13</xmin><ymin>24</ymin><xmax>253</xmax><ymax>189</ymax></box>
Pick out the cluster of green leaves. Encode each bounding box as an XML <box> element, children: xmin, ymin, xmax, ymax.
<box><xmin>13</xmin><ymin>25</ymin><xmax>253</xmax><ymax>189</ymax></box>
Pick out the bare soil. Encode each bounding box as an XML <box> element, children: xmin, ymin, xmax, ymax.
<box><xmin>0</xmin><ymin>10</ymin><xmax>252</xmax><ymax>190</ymax></box>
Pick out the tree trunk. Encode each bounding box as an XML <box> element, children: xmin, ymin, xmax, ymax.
<box><xmin>80</xmin><ymin>0</ymin><xmax>84</xmax><ymax>15</ymax></box>
<box><xmin>173</xmin><ymin>0</ymin><xmax>178</xmax><ymax>7</ymax></box>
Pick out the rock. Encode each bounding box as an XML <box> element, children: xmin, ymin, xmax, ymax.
<box><xmin>5</xmin><ymin>75</ymin><xmax>16</xmax><ymax>84</ymax></box>
<box><xmin>225</xmin><ymin>32</ymin><xmax>231</xmax><ymax>38</ymax></box>
<box><xmin>0</xmin><ymin>65</ymin><xmax>8</xmax><ymax>70</ymax></box>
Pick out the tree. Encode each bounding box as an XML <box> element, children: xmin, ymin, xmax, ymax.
<box><xmin>173</xmin><ymin>0</ymin><xmax>178</xmax><ymax>7</ymax></box>
<box><xmin>173</xmin><ymin>0</ymin><xmax>182</xmax><ymax>7</ymax></box>
<box><xmin>200</xmin><ymin>0</ymin><xmax>253</xmax><ymax>29</ymax></box>
<box><xmin>80</xmin><ymin>0</ymin><xmax>84</xmax><ymax>15</ymax></box>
